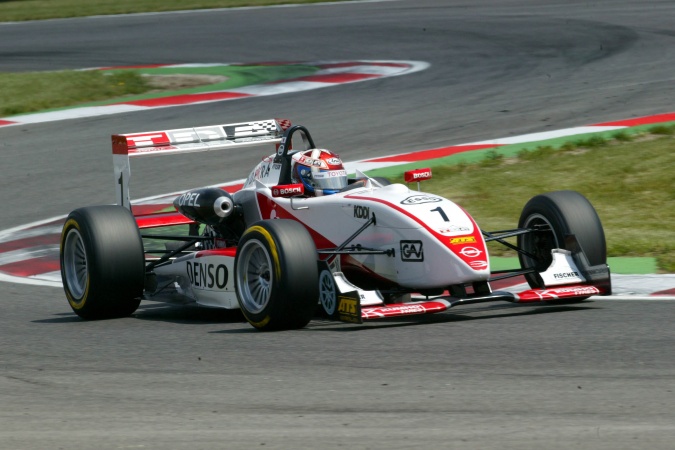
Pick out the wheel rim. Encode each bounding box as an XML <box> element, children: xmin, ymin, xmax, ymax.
<box><xmin>521</xmin><ymin>213</ymin><xmax>559</xmax><ymax>272</ymax></box>
<box><xmin>236</xmin><ymin>239</ymin><xmax>273</xmax><ymax>314</ymax></box>
<box><xmin>319</xmin><ymin>270</ymin><xmax>336</xmax><ymax>315</ymax></box>
<box><xmin>62</xmin><ymin>228</ymin><xmax>88</xmax><ymax>299</ymax></box>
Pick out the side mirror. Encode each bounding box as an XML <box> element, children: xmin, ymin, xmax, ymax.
<box><xmin>404</xmin><ymin>168</ymin><xmax>432</xmax><ymax>191</ymax></box>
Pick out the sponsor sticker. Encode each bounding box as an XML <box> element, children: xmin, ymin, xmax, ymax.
<box><xmin>313</xmin><ymin>170</ymin><xmax>347</xmax><ymax>179</ymax></box>
<box><xmin>186</xmin><ymin>261</ymin><xmax>229</xmax><ymax>290</ymax></box>
<box><xmin>459</xmin><ymin>247</ymin><xmax>482</xmax><ymax>258</ymax></box>
<box><xmin>326</xmin><ymin>157</ymin><xmax>343</xmax><ymax>165</ymax></box>
<box><xmin>469</xmin><ymin>260</ymin><xmax>488</xmax><ymax>270</ymax></box>
<box><xmin>404</xmin><ymin>168</ymin><xmax>432</xmax><ymax>182</ymax></box>
<box><xmin>354</xmin><ymin>205</ymin><xmax>370</xmax><ymax>219</ymax></box>
<box><xmin>336</xmin><ymin>295</ymin><xmax>361</xmax><ymax>323</ymax></box>
<box><xmin>401</xmin><ymin>195</ymin><xmax>443</xmax><ymax>205</ymax></box>
<box><xmin>271</xmin><ymin>184</ymin><xmax>304</xmax><ymax>197</ymax></box>
<box><xmin>401</xmin><ymin>240</ymin><xmax>424</xmax><ymax>262</ymax></box>
<box><xmin>450</xmin><ymin>236</ymin><xmax>476</xmax><ymax>245</ymax></box>
<box><xmin>553</xmin><ymin>271</ymin><xmax>581</xmax><ymax>279</ymax></box>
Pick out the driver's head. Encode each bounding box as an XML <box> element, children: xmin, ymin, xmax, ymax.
<box><xmin>291</xmin><ymin>149</ymin><xmax>347</xmax><ymax>196</ymax></box>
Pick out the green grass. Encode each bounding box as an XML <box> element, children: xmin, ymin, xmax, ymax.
<box><xmin>388</xmin><ymin>127</ymin><xmax>675</xmax><ymax>273</ymax></box>
<box><xmin>0</xmin><ymin>64</ymin><xmax>319</xmax><ymax>117</ymax></box>
<box><xmin>0</xmin><ymin>70</ymin><xmax>150</xmax><ymax>116</ymax></box>
<box><xmin>0</xmin><ymin>0</ymin><xmax>351</xmax><ymax>22</ymax></box>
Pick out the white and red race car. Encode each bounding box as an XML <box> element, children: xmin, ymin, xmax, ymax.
<box><xmin>60</xmin><ymin>118</ymin><xmax>611</xmax><ymax>330</ymax></box>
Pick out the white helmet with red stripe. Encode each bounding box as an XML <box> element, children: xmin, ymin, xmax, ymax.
<box><xmin>291</xmin><ymin>149</ymin><xmax>348</xmax><ymax>196</ymax></box>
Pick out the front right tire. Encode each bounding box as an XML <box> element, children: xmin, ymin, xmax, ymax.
<box><xmin>517</xmin><ymin>190</ymin><xmax>606</xmax><ymax>289</ymax></box>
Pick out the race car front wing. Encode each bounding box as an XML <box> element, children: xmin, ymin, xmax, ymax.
<box><xmin>330</xmin><ymin>283</ymin><xmax>606</xmax><ymax>324</ymax></box>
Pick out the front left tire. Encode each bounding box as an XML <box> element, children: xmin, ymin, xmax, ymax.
<box><xmin>235</xmin><ymin>219</ymin><xmax>319</xmax><ymax>331</ymax></box>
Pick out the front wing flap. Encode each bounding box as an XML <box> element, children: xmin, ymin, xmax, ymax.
<box><xmin>354</xmin><ymin>283</ymin><xmax>606</xmax><ymax>322</ymax></box>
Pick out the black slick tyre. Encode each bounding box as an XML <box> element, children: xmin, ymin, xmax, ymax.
<box><xmin>235</xmin><ymin>219</ymin><xmax>318</xmax><ymax>331</ymax></box>
<box><xmin>60</xmin><ymin>205</ymin><xmax>145</xmax><ymax>319</ymax></box>
<box><xmin>517</xmin><ymin>190</ymin><xmax>606</xmax><ymax>289</ymax></box>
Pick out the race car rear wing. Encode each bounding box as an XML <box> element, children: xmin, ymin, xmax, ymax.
<box><xmin>112</xmin><ymin>118</ymin><xmax>291</xmax><ymax>209</ymax></box>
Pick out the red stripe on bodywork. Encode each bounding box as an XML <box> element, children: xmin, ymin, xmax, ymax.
<box><xmin>254</xmin><ymin>192</ymin><xmax>337</xmax><ymax>250</ymax></box>
<box><xmin>120</xmin><ymin>92</ymin><xmax>251</xmax><ymax>107</ymax></box>
<box><xmin>345</xmin><ymin>194</ymin><xmax>487</xmax><ymax>271</ymax></box>
<box><xmin>195</xmin><ymin>248</ymin><xmax>237</xmax><ymax>258</ymax></box>
<box><xmin>595</xmin><ymin>113</ymin><xmax>675</xmax><ymax>127</ymax></box>
<box><xmin>0</xmin><ymin>256</ymin><xmax>60</xmax><ymax>277</ymax></box>
<box><xmin>366</xmin><ymin>144</ymin><xmax>499</xmax><ymax>163</ymax></box>
<box><xmin>135</xmin><ymin>212</ymin><xmax>195</xmax><ymax>229</ymax></box>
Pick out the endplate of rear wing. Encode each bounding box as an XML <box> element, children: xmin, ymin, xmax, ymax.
<box><xmin>112</xmin><ymin>118</ymin><xmax>291</xmax><ymax>209</ymax></box>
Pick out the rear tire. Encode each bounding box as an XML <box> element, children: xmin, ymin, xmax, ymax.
<box><xmin>517</xmin><ymin>191</ymin><xmax>606</xmax><ymax>289</ymax></box>
<box><xmin>60</xmin><ymin>205</ymin><xmax>145</xmax><ymax>319</ymax></box>
<box><xmin>235</xmin><ymin>220</ymin><xmax>318</xmax><ymax>330</ymax></box>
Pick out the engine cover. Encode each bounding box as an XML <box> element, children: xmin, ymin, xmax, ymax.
<box><xmin>174</xmin><ymin>188</ymin><xmax>235</xmax><ymax>226</ymax></box>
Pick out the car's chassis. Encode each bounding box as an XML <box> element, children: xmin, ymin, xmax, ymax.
<box><xmin>60</xmin><ymin>118</ymin><xmax>611</xmax><ymax>330</ymax></box>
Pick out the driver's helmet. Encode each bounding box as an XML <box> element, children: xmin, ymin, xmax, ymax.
<box><xmin>291</xmin><ymin>149</ymin><xmax>348</xmax><ymax>196</ymax></box>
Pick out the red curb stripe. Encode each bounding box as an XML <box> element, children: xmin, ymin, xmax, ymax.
<box><xmin>652</xmin><ymin>288</ymin><xmax>675</xmax><ymax>296</ymax></box>
<box><xmin>0</xmin><ymin>119</ymin><xmax>18</xmax><ymax>126</ymax></box>
<box><xmin>0</xmin><ymin>234</ymin><xmax>60</xmax><ymax>254</ymax></box>
<box><xmin>367</xmin><ymin>144</ymin><xmax>499</xmax><ymax>163</ymax></box>
<box><xmin>595</xmin><ymin>112</ymin><xmax>675</xmax><ymax>127</ymax></box>
<box><xmin>0</xmin><ymin>255</ymin><xmax>59</xmax><ymax>277</ymax></box>
<box><xmin>120</xmin><ymin>91</ymin><xmax>251</xmax><ymax>107</ymax></box>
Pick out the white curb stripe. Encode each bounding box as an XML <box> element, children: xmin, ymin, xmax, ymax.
<box><xmin>466</xmin><ymin>126</ymin><xmax>627</xmax><ymax>146</ymax></box>
<box><xmin>0</xmin><ymin>60</ymin><xmax>429</xmax><ymax>127</ymax></box>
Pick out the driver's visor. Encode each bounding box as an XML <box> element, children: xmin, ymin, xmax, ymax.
<box><xmin>313</xmin><ymin>170</ymin><xmax>348</xmax><ymax>190</ymax></box>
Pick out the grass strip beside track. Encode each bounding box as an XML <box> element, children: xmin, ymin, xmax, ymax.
<box><xmin>381</xmin><ymin>126</ymin><xmax>675</xmax><ymax>273</ymax></box>
<box><xmin>0</xmin><ymin>71</ymin><xmax>149</xmax><ymax>116</ymax></box>
<box><xmin>0</xmin><ymin>65</ymin><xmax>319</xmax><ymax>116</ymax></box>
<box><xmin>490</xmin><ymin>257</ymin><xmax>659</xmax><ymax>275</ymax></box>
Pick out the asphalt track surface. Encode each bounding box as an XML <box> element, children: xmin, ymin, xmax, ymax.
<box><xmin>1</xmin><ymin>1</ymin><xmax>675</xmax><ymax>448</ymax></box>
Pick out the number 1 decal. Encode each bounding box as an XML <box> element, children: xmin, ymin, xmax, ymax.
<box><xmin>430</xmin><ymin>206</ymin><xmax>449</xmax><ymax>222</ymax></box>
